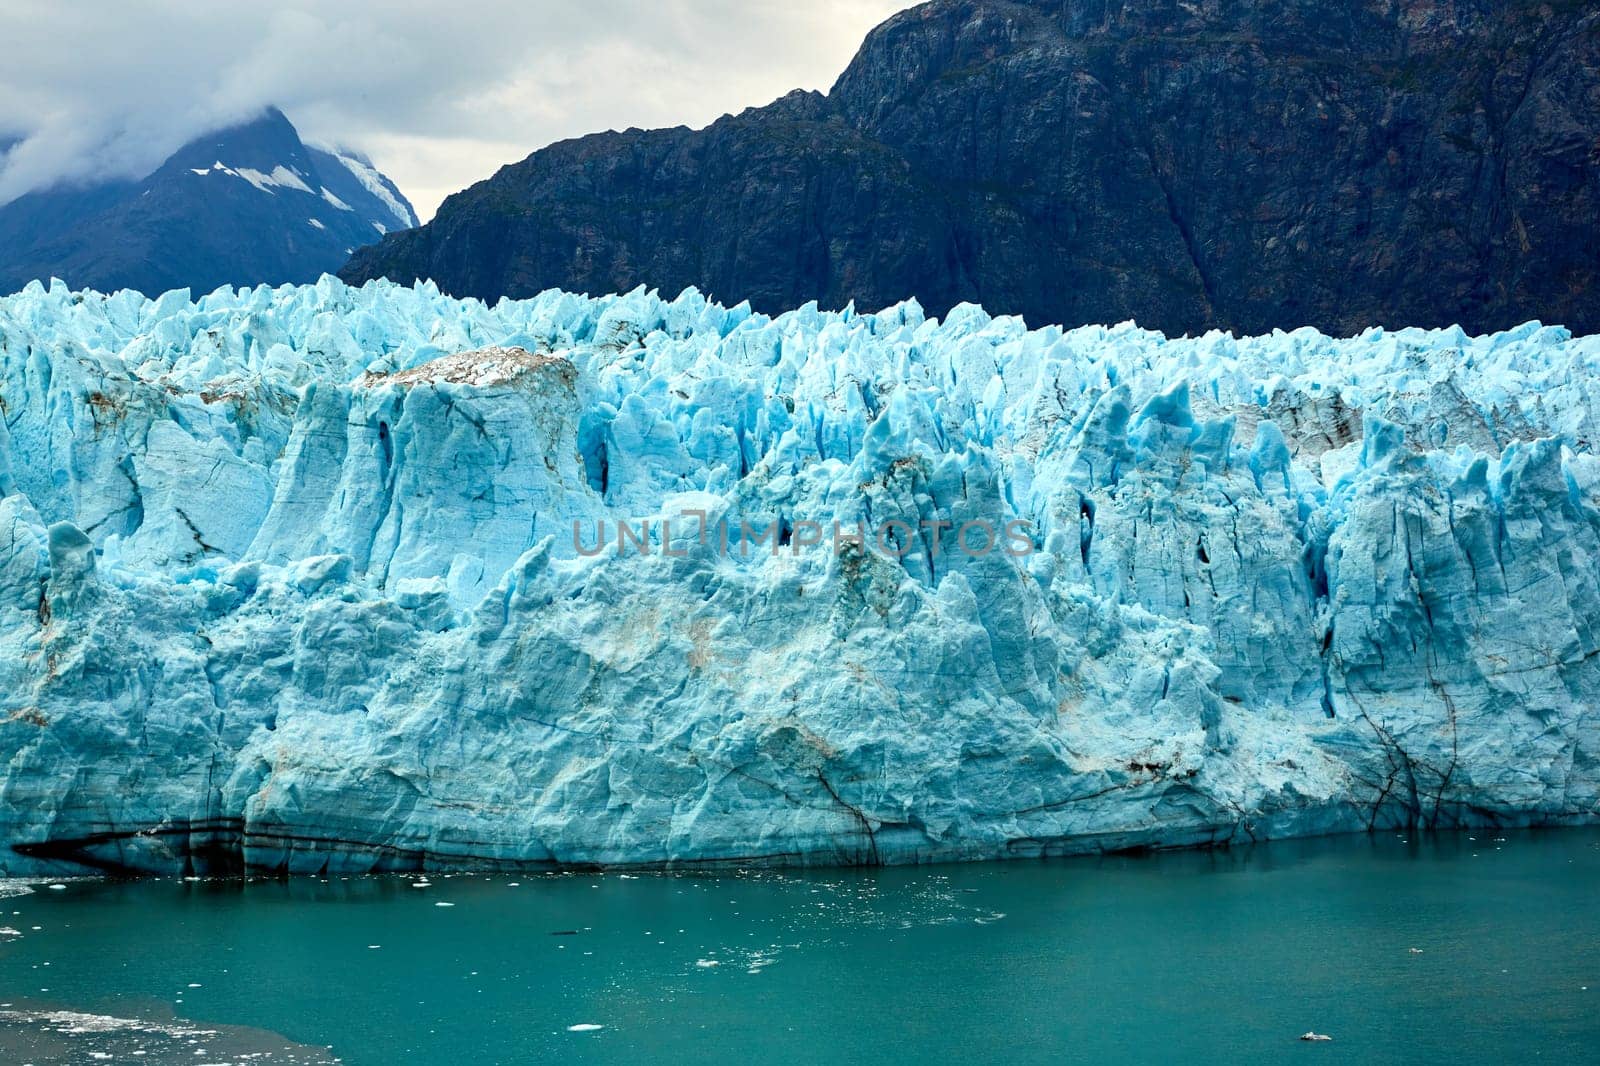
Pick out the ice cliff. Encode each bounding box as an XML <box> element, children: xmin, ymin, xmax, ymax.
<box><xmin>1</xmin><ymin>277</ymin><xmax>1597</xmax><ymax>874</ymax></box>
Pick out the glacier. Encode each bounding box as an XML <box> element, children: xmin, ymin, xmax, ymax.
<box><xmin>0</xmin><ymin>276</ymin><xmax>1597</xmax><ymax>875</ymax></box>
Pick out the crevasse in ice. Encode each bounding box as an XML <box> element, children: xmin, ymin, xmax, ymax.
<box><xmin>0</xmin><ymin>276</ymin><xmax>1596</xmax><ymax>873</ymax></box>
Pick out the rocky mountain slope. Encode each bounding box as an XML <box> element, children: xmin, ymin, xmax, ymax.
<box><xmin>0</xmin><ymin>280</ymin><xmax>1595</xmax><ymax>874</ymax></box>
<box><xmin>0</xmin><ymin>108</ymin><xmax>417</xmax><ymax>297</ymax></box>
<box><xmin>341</xmin><ymin>0</ymin><xmax>1600</xmax><ymax>337</ymax></box>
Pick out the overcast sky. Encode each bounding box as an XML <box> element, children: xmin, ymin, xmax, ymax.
<box><xmin>0</xmin><ymin>0</ymin><xmax>915</xmax><ymax>221</ymax></box>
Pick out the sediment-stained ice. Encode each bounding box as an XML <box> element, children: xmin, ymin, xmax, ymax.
<box><xmin>0</xmin><ymin>276</ymin><xmax>1595</xmax><ymax>873</ymax></box>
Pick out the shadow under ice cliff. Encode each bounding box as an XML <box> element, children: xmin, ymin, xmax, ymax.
<box><xmin>0</xmin><ymin>277</ymin><xmax>1596</xmax><ymax>874</ymax></box>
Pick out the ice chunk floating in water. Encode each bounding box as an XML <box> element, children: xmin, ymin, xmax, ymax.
<box><xmin>0</xmin><ymin>276</ymin><xmax>1597</xmax><ymax>874</ymax></box>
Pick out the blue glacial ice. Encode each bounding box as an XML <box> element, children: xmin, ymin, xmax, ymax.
<box><xmin>0</xmin><ymin>276</ymin><xmax>1596</xmax><ymax>874</ymax></box>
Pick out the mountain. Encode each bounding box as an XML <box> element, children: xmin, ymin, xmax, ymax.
<box><xmin>342</xmin><ymin>0</ymin><xmax>1600</xmax><ymax>337</ymax></box>
<box><xmin>0</xmin><ymin>108</ymin><xmax>417</xmax><ymax>297</ymax></box>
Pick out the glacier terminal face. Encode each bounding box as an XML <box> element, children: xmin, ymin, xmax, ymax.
<box><xmin>0</xmin><ymin>277</ymin><xmax>1596</xmax><ymax>874</ymax></box>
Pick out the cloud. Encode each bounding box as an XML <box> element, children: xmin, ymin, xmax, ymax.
<box><xmin>0</xmin><ymin>0</ymin><xmax>915</xmax><ymax>220</ymax></box>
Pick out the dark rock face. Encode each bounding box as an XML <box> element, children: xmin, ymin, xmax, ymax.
<box><xmin>342</xmin><ymin>0</ymin><xmax>1600</xmax><ymax>336</ymax></box>
<box><xmin>0</xmin><ymin>108</ymin><xmax>417</xmax><ymax>297</ymax></box>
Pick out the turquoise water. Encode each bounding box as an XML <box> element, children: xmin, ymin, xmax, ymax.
<box><xmin>1</xmin><ymin>829</ymin><xmax>1596</xmax><ymax>1064</ymax></box>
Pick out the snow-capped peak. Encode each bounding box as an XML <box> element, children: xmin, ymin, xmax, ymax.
<box><xmin>0</xmin><ymin>107</ymin><xmax>420</xmax><ymax>296</ymax></box>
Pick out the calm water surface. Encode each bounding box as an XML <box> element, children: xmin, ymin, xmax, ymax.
<box><xmin>1</xmin><ymin>829</ymin><xmax>1596</xmax><ymax>1065</ymax></box>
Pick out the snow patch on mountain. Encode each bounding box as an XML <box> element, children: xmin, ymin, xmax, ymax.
<box><xmin>190</xmin><ymin>161</ymin><xmax>315</xmax><ymax>196</ymax></box>
<box><xmin>314</xmin><ymin>146</ymin><xmax>418</xmax><ymax>230</ymax></box>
